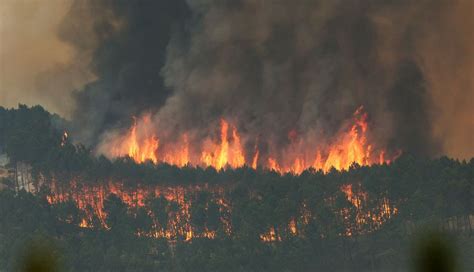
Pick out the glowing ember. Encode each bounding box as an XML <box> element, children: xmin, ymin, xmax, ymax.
<box><xmin>46</xmin><ymin>179</ymin><xmax>397</xmax><ymax>241</ymax></box>
<box><xmin>340</xmin><ymin>183</ymin><xmax>398</xmax><ymax>236</ymax></box>
<box><xmin>47</xmin><ymin>180</ymin><xmax>231</xmax><ymax>240</ymax></box>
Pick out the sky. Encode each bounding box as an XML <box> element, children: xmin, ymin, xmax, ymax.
<box><xmin>0</xmin><ymin>0</ymin><xmax>94</xmax><ymax>118</ymax></box>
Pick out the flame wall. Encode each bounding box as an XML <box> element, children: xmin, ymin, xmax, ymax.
<box><xmin>97</xmin><ymin>106</ymin><xmax>398</xmax><ymax>174</ymax></box>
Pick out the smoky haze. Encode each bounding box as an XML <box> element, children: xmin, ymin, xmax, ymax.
<box><xmin>0</xmin><ymin>0</ymin><xmax>95</xmax><ymax>118</ymax></box>
<box><xmin>157</xmin><ymin>0</ymin><xmax>439</xmax><ymax>158</ymax></box>
<box><xmin>1</xmin><ymin>0</ymin><xmax>472</xmax><ymax>159</ymax></box>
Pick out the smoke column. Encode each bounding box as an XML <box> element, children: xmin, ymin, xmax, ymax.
<box><xmin>155</xmin><ymin>0</ymin><xmax>473</xmax><ymax>159</ymax></box>
<box><xmin>1</xmin><ymin>0</ymin><xmax>472</xmax><ymax>158</ymax></box>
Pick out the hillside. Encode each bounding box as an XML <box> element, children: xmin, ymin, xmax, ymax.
<box><xmin>0</xmin><ymin>105</ymin><xmax>473</xmax><ymax>271</ymax></box>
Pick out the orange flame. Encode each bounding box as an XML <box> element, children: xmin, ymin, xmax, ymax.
<box><xmin>47</xmin><ymin>180</ymin><xmax>231</xmax><ymax>240</ymax></box>
<box><xmin>108</xmin><ymin>107</ymin><xmax>398</xmax><ymax>174</ymax></box>
<box><xmin>163</xmin><ymin>134</ymin><xmax>189</xmax><ymax>167</ymax></box>
<box><xmin>115</xmin><ymin>116</ymin><xmax>159</xmax><ymax>163</ymax></box>
<box><xmin>201</xmin><ymin>119</ymin><xmax>246</xmax><ymax>170</ymax></box>
<box><xmin>46</xmin><ymin>179</ymin><xmax>397</xmax><ymax>241</ymax></box>
<box><xmin>251</xmin><ymin>149</ymin><xmax>259</xmax><ymax>170</ymax></box>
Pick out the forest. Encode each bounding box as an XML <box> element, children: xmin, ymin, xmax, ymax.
<box><xmin>0</xmin><ymin>105</ymin><xmax>473</xmax><ymax>271</ymax></box>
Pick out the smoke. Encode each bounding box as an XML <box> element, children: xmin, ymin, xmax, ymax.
<box><xmin>413</xmin><ymin>0</ymin><xmax>474</xmax><ymax>159</ymax></box>
<box><xmin>69</xmin><ymin>0</ymin><xmax>190</xmax><ymax>145</ymax></box>
<box><xmin>2</xmin><ymin>0</ymin><xmax>471</xmax><ymax>158</ymax></box>
<box><xmin>0</xmin><ymin>0</ymin><xmax>96</xmax><ymax>118</ymax></box>
<box><xmin>147</xmin><ymin>0</ymin><xmax>436</xmax><ymax>158</ymax></box>
<box><xmin>147</xmin><ymin>0</ymin><xmax>472</xmax><ymax>159</ymax></box>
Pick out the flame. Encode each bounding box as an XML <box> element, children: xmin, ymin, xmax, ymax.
<box><xmin>79</xmin><ymin>218</ymin><xmax>90</xmax><ymax>228</ymax></box>
<box><xmin>48</xmin><ymin>121</ymin><xmax>401</xmax><ymax>240</ymax></box>
<box><xmin>340</xmin><ymin>183</ymin><xmax>398</xmax><ymax>236</ymax></box>
<box><xmin>260</xmin><ymin>227</ymin><xmax>280</xmax><ymax>242</ymax></box>
<box><xmin>289</xmin><ymin>218</ymin><xmax>297</xmax><ymax>235</ymax></box>
<box><xmin>340</xmin><ymin>184</ymin><xmax>367</xmax><ymax>209</ymax></box>
<box><xmin>251</xmin><ymin>149</ymin><xmax>259</xmax><ymax>169</ymax></box>
<box><xmin>323</xmin><ymin>107</ymin><xmax>369</xmax><ymax>172</ymax></box>
<box><xmin>267</xmin><ymin>157</ymin><xmax>281</xmax><ymax>172</ymax></box>
<box><xmin>201</xmin><ymin>119</ymin><xmax>245</xmax><ymax>170</ymax></box>
<box><xmin>113</xmin><ymin>115</ymin><xmax>159</xmax><ymax>163</ymax></box>
<box><xmin>108</xmin><ymin>107</ymin><xmax>398</xmax><ymax>174</ymax></box>
<box><xmin>46</xmin><ymin>178</ymin><xmax>398</xmax><ymax>241</ymax></box>
<box><xmin>163</xmin><ymin>134</ymin><xmax>189</xmax><ymax>167</ymax></box>
<box><xmin>47</xmin><ymin>180</ymin><xmax>231</xmax><ymax>239</ymax></box>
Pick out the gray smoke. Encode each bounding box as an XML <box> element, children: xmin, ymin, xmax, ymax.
<box><xmin>151</xmin><ymin>0</ymin><xmax>469</xmax><ymax>158</ymax></box>
<box><xmin>4</xmin><ymin>0</ymin><xmax>471</xmax><ymax>158</ymax></box>
<box><xmin>69</xmin><ymin>0</ymin><xmax>190</xmax><ymax>146</ymax></box>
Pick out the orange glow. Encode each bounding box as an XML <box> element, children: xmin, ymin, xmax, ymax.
<box><xmin>340</xmin><ymin>183</ymin><xmax>398</xmax><ymax>235</ymax></box>
<box><xmin>260</xmin><ymin>227</ymin><xmax>280</xmax><ymax>242</ymax></box>
<box><xmin>46</xmin><ymin>178</ymin><xmax>398</xmax><ymax>241</ymax></box>
<box><xmin>268</xmin><ymin>157</ymin><xmax>281</xmax><ymax>172</ymax></box>
<box><xmin>79</xmin><ymin>218</ymin><xmax>91</xmax><ymax>228</ymax></box>
<box><xmin>201</xmin><ymin>119</ymin><xmax>246</xmax><ymax>170</ymax></box>
<box><xmin>340</xmin><ymin>184</ymin><xmax>367</xmax><ymax>209</ymax></box>
<box><xmin>113</xmin><ymin>115</ymin><xmax>159</xmax><ymax>163</ymax></box>
<box><xmin>47</xmin><ymin>180</ymin><xmax>231</xmax><ymax>240</ymax></box>
<box><xmin>163</xmin><ymin>134</ymin><xmax>189</xmax><ymax>167</ymax></box>
<box><xmin>289</xmin><ymin>218</ymin><xmax>297</xmax><ymax>235</ymax></box>
<box><xmin>108</xmin><ymin>106</ymin><xmax>398</xmax><ymax>174</ymax></box>
<box><xmin>251</xmin><ymin>149</ymin><xmax>259</xmax><ymax>169</ymax></box>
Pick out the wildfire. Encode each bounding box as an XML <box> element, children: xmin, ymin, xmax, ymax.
<box><xmin>340</xmin><ymin>183</ymin><xmax>398</xmax><ymax>236</ymax></box>
<box><xmin>340</xmin><ymin>184</ymin><xmax>367</xmax><ymax>209</ymax></box>
<box><xmin>107</xmin><ymin>107</ymin><xmax>397</xmax><ymax>174</ymax></box>
<box><xmin>45</xmin><ymin>108</ymin><xmax>401</xmax><ymax>242</ymax></box>
<box><xmin>46</xmin><ymin>178</ymin><xmax>398</xmax><ymax>242</ymax></box>
<box><xmin>201</xmin><ymin>119</ymin><xmax>245</xmax><ymax>169</ymax></box>
<box><xmin>47</xmin><ymin>180</ymin><xmax>231</xmax><ymax>240</ymax></box>
<box><xmin>112</xmin><ymin>115</ymin><xmax>159</xmax><ymax>163</ymax></box>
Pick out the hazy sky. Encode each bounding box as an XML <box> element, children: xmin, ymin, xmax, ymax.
<box><xmin>0</xmin><ymin>0</ymin><xmax>93</xmax><ymax>118</ymax></box>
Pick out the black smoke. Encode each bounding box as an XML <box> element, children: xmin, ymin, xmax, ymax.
<box><xmin>65</xmin><ymin>0</ymin><xmax>472</xmax><ymax>158</ymax></box>
<box><xmin>68</xmin><ymin>0</ymin><xmax>190</xmax><ymax>145</ymax></box>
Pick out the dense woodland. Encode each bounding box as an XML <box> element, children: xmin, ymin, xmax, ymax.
<box><xmin>0</xmin><ymin>105</ymin><xmax>473</xmax><ymax>271</ymax></box>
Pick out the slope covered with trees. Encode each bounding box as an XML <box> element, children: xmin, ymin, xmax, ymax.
<box><xmin>0</xmin><ymin>105</ymin><xmax>473</xmax><ymax>271</ymax></box>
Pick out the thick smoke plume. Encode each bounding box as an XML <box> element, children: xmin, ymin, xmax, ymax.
<box><xmin>93</xmin><ymin>0</ymin><xmax>473</xmax><ymax>158</ymax></box>
<box><xmin>2</xmin><ymin>0</ymin><xmax>472</xmax><ymax>158</ymax></box>
<box><xmin>70</xmin><ymin>0</ymin><xmax>190</xmax><ymax>145</ymax></box>
<box><xmin>155</xmin><ymin>0</ymin><xmax>438</xmax><ymax>158</ymax></box>
<box><xmin>156</xmin><ymin>0</ymin><xmax>473</xmax><ymax>159</ymax></box>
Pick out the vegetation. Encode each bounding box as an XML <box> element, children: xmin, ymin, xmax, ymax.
<box><xmin>0</xmin><ymin>105</ymin><xmax>473</xmax><ymax>271</ymax></box>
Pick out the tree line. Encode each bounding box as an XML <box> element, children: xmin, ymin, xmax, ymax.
<box><xmin>0</xmin><ymin>105</ymin><xmax>473</xmax><ymax>271</ymax></box>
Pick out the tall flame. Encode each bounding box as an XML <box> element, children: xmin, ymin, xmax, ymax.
<box><xmin>108</xmin><ymin>107</ymin><xmax>397</xmax><ymax>174</ymax></box>
<box><xmin>115</xmin><ymin>115</ymin><xmax>159</xmax><ymax>163</ymax></box>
